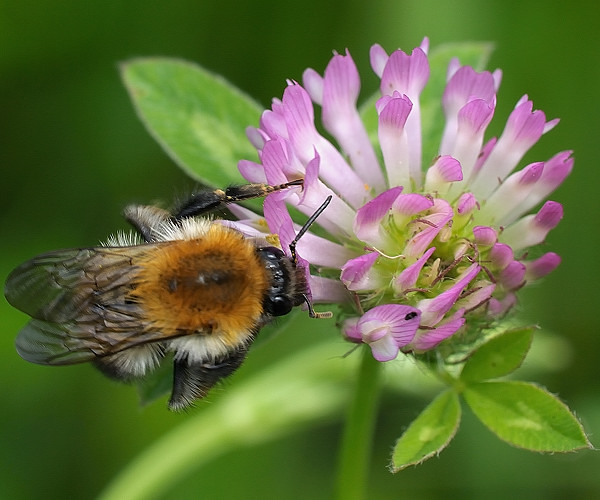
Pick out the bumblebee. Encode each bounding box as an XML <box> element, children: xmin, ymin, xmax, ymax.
<box><xmin>5</xmin><ymin>180</ymin><xmax>331</xmax><ymax>411</ymax></box>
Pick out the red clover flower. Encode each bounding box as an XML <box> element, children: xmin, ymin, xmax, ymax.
<box><xmin>234</xmin><ymin>38</ymin><xmax>572</xmax><ymax>363</ymax></box>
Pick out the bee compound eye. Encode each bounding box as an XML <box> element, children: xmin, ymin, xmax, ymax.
<box><xmin>264</xmin><ymin>295</ymin><xmax>294</xmax><ymax>317</ymax></box>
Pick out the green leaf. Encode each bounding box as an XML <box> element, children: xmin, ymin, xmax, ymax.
<box><xmin>390</xmin><ymin>389</ymin><xmax>461</xmax><ymax>472</ymax></box>
<box><xmin>464</xmin><ymin>381</ymin><xmax>592</xmax><ymax>452</ymax></box>
<box><xmin>460</xmin><ymin>326</ymin><xmax>535</xmax><ymax>383</ymax></box>
<box><xmin>121</xmin><ymin>58</ymin><xmax>263</xmax><ymax>188</ymax></box>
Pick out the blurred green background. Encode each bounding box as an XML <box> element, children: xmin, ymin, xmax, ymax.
<box><xmin>2</xmin><ymin>1</ymin><xmax>599</xmax><ymax>498</ymax></box>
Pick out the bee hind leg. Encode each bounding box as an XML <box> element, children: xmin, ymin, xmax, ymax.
<box><xmin>168</xmin><ymin>348</ymin><xmax>248</xmax><ymax>411</ymax></box>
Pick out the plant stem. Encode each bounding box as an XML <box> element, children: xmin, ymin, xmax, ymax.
<box><xmin>334</xmin><ymin>346</ymin><xmax>383</xmax><ymax>500</ymax></box>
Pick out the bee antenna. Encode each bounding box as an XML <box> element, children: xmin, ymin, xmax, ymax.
<box><xmin>288</xmin><ymin>195</ymin><xmax>334</xmax><ymax>320</ymax></box>
<box><xmin>289</xmin><ymin>195</ymin><xmax>332</xmax><ymax>263</ymax></box>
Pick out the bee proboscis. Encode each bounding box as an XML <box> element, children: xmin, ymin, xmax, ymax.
<box><xmin>5</xmin><ymin>180</ymin><xmax>331</xmax><ymax>411</ymax></box>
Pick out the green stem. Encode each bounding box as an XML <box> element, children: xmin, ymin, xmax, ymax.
<box><xmin>334</xmin><ymin>346</ymin><xmax>383</xmax><ymax>500</ymax></box>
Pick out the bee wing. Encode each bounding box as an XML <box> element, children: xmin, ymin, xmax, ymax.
<box><xmin>6</xmin><ymin>246</ymin><xmax>170</xmax><ymax>365</ymax></box>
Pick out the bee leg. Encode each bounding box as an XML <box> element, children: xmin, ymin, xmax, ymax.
<box><xmin>172</xmin><ymin>179</ymin><xmax>303</xmax><ymax>221</ymax></box>
<box><xmin>123</xmin><ymin>205</ymin><xmax>172</xmax><ymax>242</ymax></box>
<box><xmin>168</xmin><ymin>348</ymin><xmax>248</xmax><ymax>411</ymax></box>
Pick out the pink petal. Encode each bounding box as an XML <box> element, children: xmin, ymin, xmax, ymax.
<box><xmin>479</xmin><ymin>162</ymin><xmax>545</xmax><ymax>226</ymax></box>
<box><xmin>489</xmin><ymin>243</ymin><xmax>514</xmax><ymax>270</ymax></box>
<box><xmin>472</xmin><ymin>226</ymin><xmax>497</xmax><ymax>247</ymax></box>
<box><xmin>379</xmin><ymin>46</ymin><xmax>430</xmax><ymax>187</ymax></box>
<box><xmin>488</xmin><ymin>292</ymin><xmax>518</xmax><ymax>317</ymax></box>
<box><xmin>500</xmin><ymin>201</ymin><xmax>563</xmax><ymax>251</ymax></box>
<box><xmin>238</xmin><ymin>159</ymin><xmax>268</xmax><ymax>183</ymax></box>
<box><xmin>369</xmin><ymin>43</ymin><xmax>389</xmax><ymax>78</ymax></box>
<box><xmin>408</xmin><ymin>310</ymin><xmax>466</xmax><ymax>351</ymax></box>
<box><xmin>341</xmin><ymin>252</ymin><xmax>383</xmax><ymax>291</ymax></box>
<box><xmin>394</xmin><ymin>247</ymin><xmax>436</xmax><ymax>293</ymax></box>
<box><xmin>319</xmin><ymin>50</ymin><xmax>384</xmax><ymax>190</ymax></box>
<box><xmin>469</xmin><ymin>97</ymin><xmax>551</xmax><ymax>199</ymax></box>
<box><xmin>281</xmin><ymin>84</ymin><xmax>369</xmax><ymax>208</ymax></box>
<box><xmin>417</xmin><ymin>263</ymin><xmax>480</xmax><ymax>326</ymax></box>
<box><xmin>309</xmin><ymin>275</ymin><xmax>350</xmax><ymax>304</ymax></box>
<box><xmin>456</xmin><ymin>192</ymin><xmax>478</xmax><ymax>216</ymax></box>
<box><xmin>525</xmin><ymin>252</ymin><xmax>561</xmax><ymax>280</ymax></box>
<box><xmin>377</xmin><ymin>92</ymin><xmax>414</xmax><ymax>188</ymax></box>
<box><xmin>455</xmin><ymin>283</ymin><xmax>496</xmax><ymax>311</ymax></box>
<box><xmin>353</xmin><ymin>187</ymin><xmax>403</xmax><ymax>246</ymax></box>
<box><xmin>499</xmin><ymin>260</ymin><xmax>526</xmax><ymax>290</ymax></box>
<box><xmin>370</xmin><ymin>335</ymin><xmax>401</xmax><ymax>362</ymax></box>
<box><xmin>424</xmin><ymin>155</ymin><xmax>463</xmax><ymax>193</ymax></box>
<box><xmin>302</xmin><ymin>67</ymin><xmax>324</xmax><ymax>104</ymax></box>
<box><xmin>357</xmin><ymin>304</ymin><xmax>422</xmax><ymax>361</ymax></box>
<box><xmin>392</xmin><ymin>192</ymin><xmax>434</xmax><ymax>215</ymax></box>
<box><xmin>403</xmin><ymin>198</ymin><xmax>453</xmax><ymax>258</ymax></box>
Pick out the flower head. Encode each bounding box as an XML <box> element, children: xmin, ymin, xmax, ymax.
<box><xmin>239</xmin><ymin>39</ymin><xmax>572</xmax><ymax>361</ymax></box>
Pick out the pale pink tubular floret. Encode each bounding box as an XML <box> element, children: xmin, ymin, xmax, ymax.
<box><xmin>353</xmin><ymin>187</ymin><xmax>403</xmax><ymax>247</ymax></box>
<box><xmin>408</xmin><ymin>311</ymin><xmax>466</xmax><ymax>352</ymax></box>
<box><xmin>341</xmin><ymin>252</ymin><xmax>385</xmax><ymax>291</ymax></box>
<box><xmin>440</xmin><ymin>66</ymin><xmax>496</xmax><ymax>163</ymax></box>
<box><xmin>499</xmin><ymin>260</ymin><xmax>526</xmax><ymax>290</ymax></box>
<box><xmin>472</xmin><ymin>226</ymin><xmax>497</xmax><ymax>247</ymax></box>
<box><xmin>454</xmin><ymin>100</ymin><xmax>495</xmax><ymax>174</ymax></box>
<box><xmin>279</xmin><ymin>84</ymin><xmax>369</xmax><ymax>208</ymax></box>
<box><xmin>377</xmin><ymin>92</ymin><xmax>413</xmax><ymax>188</ymax></box>
<box><xmin>424</xmin><ymin>155</ymin><xmax>463</xmax><ymax>193</ymax></box>
<box><xmin>455</xmin><ymin>283</ymin><xmax>496</xmax><ymax>311</ymax></box>
<box><xmin>378</xmin><ymin>45</ymin><xmax>430</xmax><ymax>188</ymax></box>
<box><xmin>417</xmin><ymin>264</ymin><xmax>480</xmax><ymax>327</ymax></box>
<box><xmin>343</xmin><ymin>305</ymin><xmax>421</xmax><ymax>361</ymax></box>
<box><xmin>488</xmin><ymin>243</ymin><xmax>514</xmax><ymax>270</ymax></box>
<box><xmin>469</xmin><ymin>97</ymin><xmax>554</xmax><ymax>199</ymax></box>
<box><xmin>500</xmin><ymin>201</ymin><xmax>563</xmax><ymax>251</ymax></box>
<box><xmin>499</xmin><ymin>150</ymin><xmax>573</xmax><ymax>225</ymax></box>
<box><xmin>488</xmin><ymin>293</ymin><xmax>518</xmax><ymax>317</ymax></box>
<box><xmin>456</xmin><ymin>192</ymin><xmax>478</xmax><ymax>215</ymax></box>
<box><xmin>479</xmin><ymin>162</ymin><xmax>545</xmax><ymax>226</ymax></box>
<box><xmin>264</xmin><ymin>193</ymin><xmax>354</xmax><ymax>269</ymax></box>
<box><xmin>304</xmin><ymin>51</ymin><xmax>385</xmax><ymax>191</ymax></box>
<box><xmin>524</xmin><ymin>252</ymin><xmax>561</xmax><ymax>280</ymax></box>
<box><xmin>297</xmin><ymin>153</ymin><xmax>356</xmax><ymax>237</ymax></box>
<box><xmin>403</xmin><ymin>198</ymin><xmax>453</xmax><ymax>258</ymax></box>
<box><xmin>393</xmin><ymin>247</ymin><xmax>436</xmax><ymax>293</ymax></box>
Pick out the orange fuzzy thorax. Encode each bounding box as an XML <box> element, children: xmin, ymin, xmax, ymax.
<box><xmin>130</xmin><ymin>224</ymin><xmax>269</xmax><ymax>347</ymax></box>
